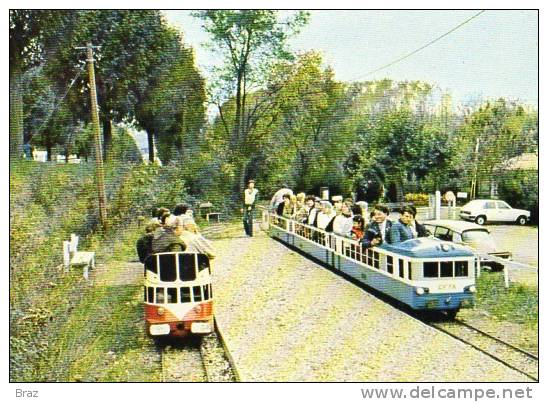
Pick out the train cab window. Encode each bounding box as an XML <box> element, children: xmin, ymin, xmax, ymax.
<box><xmin>197</xmin><ymin>254</ymin><xmax>210</xmax><ymax>273</ymax></box>
<box><xmin>178</xmin><ymin>254</ymin><xmax>197</xmax><ymax>281</ymax></box>
<box><xmin>180</xmin><ymin>287</ymin><xmax>192</xmax><ymax>303</ymax></box>
<box><xmin>424</xmin><ymin>262</ymin><xmax>439</xmax><ymax>278</ymax></box>
<box><xmin>159</xmin><ymin>254</ymin><xmax>177</xmax><ymax>282</ymax></box>
<box><xmin>398</xmin><ymin>259</ymin><xmax>405</xmax><ymax>278</ymax></box>
<box><xmin>144</xmin><ymin>255</ymin><xmax>157</xmax><ymax>275</ymax></box>
<box><xmin>193</xmin><ymin>286</ymin><xmax>202</xmax><ymax>302</ymax></box>
<box><xmin>407</xmin><ymin>262</ymin><xmax>412</xmax><ymax>280</ymax></box>
<box><xmin>147</xmin><ymin>287</ymin><xmax>154</xmax><ymax>303</ymax></box>
<box><xmin>209</xmin><ymin>284</ymin><xmax>213</xmax><ymax>298</ymax></box>
<box><xmin>440</xmin><ymin>261</ymin><xmax>453</xmax><ymax>277</ymax></box>
<box><xmin>455</xmin><ymin>261</ymin><xmax>468</xmax><ymax>277</ymax></box>
<box><xmin>167</xmin><ymin>288</ymin><xmax>178</xmax><ymax>303</ymax></box>
<box><xmin>155</xmin><ymin>287</ymin><xmax>165</xmax><ymax>303</ymax></box>
<box><xmin>386</xmin><ymin>255</ymin><xmax>394</xmax><ymax>274</ymax></box>
<box><xmin>144</xmin><ymin>286</ymin><xmax>147</xmax><ymax>302</ymax></box>
<box><xmin>203</xmin><ymin>284</ymin><xmax>210</xmax><ymax>300</ymax></box>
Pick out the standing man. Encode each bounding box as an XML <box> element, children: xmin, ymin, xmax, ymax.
<box><xmin>242</xmin><ymin>179</ymin><xmax>259</xmax><ymax>237</ymax></box>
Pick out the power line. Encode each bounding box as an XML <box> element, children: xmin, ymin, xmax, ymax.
<box><xmin>29</xmin><ymin>64</ymin><xmax>86</xmax><ymax>141</ymax></box>
<box><xmin>352</xmin><ymin>10</ymin><xmax>486</xmax><ymax>81</ymax></box>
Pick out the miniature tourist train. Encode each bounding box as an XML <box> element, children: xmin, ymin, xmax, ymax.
<box><xmin>265</xmin><ymin>212</ymin><xmax>477</xmax><ymax>318</ymax></box>
<box><xmin>143</xmin><ymin>252</ymin><xmax>213</xmax><ymax>336</ymax></box>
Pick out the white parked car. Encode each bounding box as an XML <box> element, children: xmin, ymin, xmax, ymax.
<box><xmin>423</xmin><ymin>219</ymin><xmax>512</xmax><ymax>271</ymax></box>
<box><xmin>459</xmin><ymin>199</ymin><xmax>530</xmax><ymax>225</ymax></box>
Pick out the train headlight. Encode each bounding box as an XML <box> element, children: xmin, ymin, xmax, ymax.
<box><xmin>415</xmin><ymin>287</ymin><xmax>425</xmax><ymax>295</ymax></box>
<box><xmin>157</xmin><ymin>307</ymin><xmax>165</xmax><ymax>316</ymax></box>
<box><xmin>441</xmin><ymin>243</ymin><xmax>450</xmax><ymax>252</ymax></box>
<box><xmin>467</xmin><ymin>285</ymin><xmax>477</xmax><ymax>293</ymax></box>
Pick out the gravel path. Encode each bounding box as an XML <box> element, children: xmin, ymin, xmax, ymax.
<box><xmin>211</xmin><ymin>223</ymin><xmax>532</xmax><ymax>382</ymax></box>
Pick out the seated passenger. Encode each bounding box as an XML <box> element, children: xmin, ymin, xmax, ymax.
<box><xmin>331</xmin><ymin>195</ymin><xmax>343</xmax><ymax>213</ymax></box>
<box><xmin>303</xmin><ymin>195</ymin><xmax>318</xmax><ymax>225</ymax></box>
<box><xmin>136</xmin><ymin>221</ymin><xmax>161</xmax><ymax>263</ymax></box>
<box><xmin>360</xmin><ymin>204</ymin><xmax>392</xmax><ymax>248</ymax></box>
<box><xmin>311</xmin><ymin>197</ymin><xmax>322</xmax><ymax>227</ymax></box>
<box><xmin>151</xmin><ymin>219</ymin><xmax>187</xmax><ymax>254</ymax></box>
<box><xmin>177</xmin><ymin>218</ymin><xmax>216</xmax><ymax>259</ymax></box>
<box><xmin>295</xmin><ymin>194</ymin><xmax>310</xmax><ymax>223</ymax></box>
<box><xmin>270</xmin><ymin>184</ymin><xmax>294</xmax><ymax>210</ymax></box>
<box><xmin>387</xmin><ymin>206</ymin><xmax>417</xmax><ymax>244</ymax></box>
<box><xmin>149</xmin><ymin>207</ymin><xmax>170</xmax><ymax>225</ymax></box>
<box><xmin>317</xmin><ymin>201</ymin><xmax>336</xmax><ymax>230</ymax></box>
<box><xmin>277</xmin><ymin>193</ymin><xmax>294</xmax><ymax>218</ymax></box>
<box><xmin>165</xmin><ymin>203</ymin><xmax>189</xmax><ymax>226</ymax></box>
<box><xmin>351</xmin><ymin>215</ymin><xmax>366</xmax><ymax>241</ymax></box>
<box><xmin>408</xmin><ymin>205</ymin><xmax>430</xmax><ymax>238</ymax></box>
<box><xmin>326</xmin><ymin>201</ymin><xmax>353</xmax><ymax>236</ymax></box>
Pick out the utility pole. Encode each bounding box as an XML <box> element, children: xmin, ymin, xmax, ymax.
<box><xmin>77</xmin><ymin>43</ymin><xmax>108</xmax><ymax>231</ymax></box>
<box><xmin>470</xmin><ymin>136</ymin><xmax>480</xmax><ymax>199</ymax></box>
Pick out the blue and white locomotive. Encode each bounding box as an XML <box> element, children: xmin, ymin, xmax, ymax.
<box><xmin>264</xmin><ymin>213</ymin><xmax>476</xmax><ymax>317</ymax></box>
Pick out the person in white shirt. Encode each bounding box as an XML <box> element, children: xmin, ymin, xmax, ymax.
<box><xmin>242</xmin><ymin>179</ymin><xmax>259</xmax><ymax>237</ymax></box>
<box><xmin>317</xmin><ymin>201</ymin><xmax>336</xmax><ymax>230</ymax></box>
<box><xmin>328</xmin><ymin>201</ymin><xmax>354</xmax><ymax>236</ymax></box>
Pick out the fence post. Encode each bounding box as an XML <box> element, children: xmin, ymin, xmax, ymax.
<box><xmin>435</xmin><ymin>191</ymin><xmax>441</xmax><ymax>220</ymax></box>
<box><xmin>476</xmin><ymin>255</ymin><xmax>481</xmax><ymax>278</ymax></box>
<box><xmin>503</xmin><ymin>265</ymin><xmax>510</xmax><ymax>288</ymax></box>
<box><xmin>63</xmin><ymin>241</ymin><xmax>71</xmax><ymax>272</ymax></box>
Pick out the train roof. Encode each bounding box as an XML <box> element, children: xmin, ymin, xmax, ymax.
<box><xmin>381</xmin><ymin>237</ymin><xmax>475</xmax><ymax>259</ymax></box>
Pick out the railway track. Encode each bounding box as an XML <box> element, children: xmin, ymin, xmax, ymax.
<box><xmin>428</xmin><ymin>318</ymin><xmax>538</xmax><ymax>381</ymax></box>
<box><xmin>267</xmin><ymin>233</ymin><xmax>538</xmax><ymax>381</ymax></box>
<box><xmin>155</xmin><ymin>330</ymin><xmax>237</xmax><ymax>382</ymax></box>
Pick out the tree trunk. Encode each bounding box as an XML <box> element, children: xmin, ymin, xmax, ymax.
<box><xmin>232</xmin><ymin>69</ymin><xmax>243</xmax><ymax>148</ymax></box>
<box><xmin>46</xmin><ymin>141</ymin><xmax>52</xmax><ymax>162</ymax></box>
<box><xmin>147</xmin><ymin>130</ymin><xmax>155</xmax><ymax>163</ymax></box>
<box><xmin>231</xmin><ymin>160</ymin><xmax>247</xmax><ymax>204</ymax></box>
<box><xmin>102</xmin><ymin>118</ymin><xmax>112</xmax><ymax>160</ymax></box>
<box><xmin>9</xmin><ymin>64</ymin><xmax>24</xmax><ymax>161</ymax></box>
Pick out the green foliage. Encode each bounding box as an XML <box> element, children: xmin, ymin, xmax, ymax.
<box><xmin>451</xmin><ymin>99</ymin><xmax>538</xmax><ymax>197</ymax></box>
<box><xmin>404</xmin><ymin>193</ymin><xmax>429</xmax><ymax>206</ymax></box>
<box><xmin>194</xmin><ymin>10</ymin><xmax>310</xmax><ymax>198</ymax></box>
<box><xmin>496</xmin><ymin>170</ymin><xmax>538</xmax><ymax>223</ymax></box>
<box><xmin>108</xmin><ymin>126</ymin><xmax>142</xmax><ymax>164</ymax></box>
<box><xmin>476</xmin><ymin>272</ymin><xmax>538</xmax><ymax>325</ymax></box>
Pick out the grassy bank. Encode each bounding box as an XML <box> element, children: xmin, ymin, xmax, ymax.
<box><xmin>10</xmin><ymin>160</ymin><xmax>193</xmax><ymax>381</ymax></box>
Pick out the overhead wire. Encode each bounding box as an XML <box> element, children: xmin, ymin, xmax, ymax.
<box><xmin>352</xmin><ymin>10</ymin><xmax>486</xmax><ymax>81</ymax></box>
<box><xmin>28</xmin><ymin>63</ymin><xmax>86</xmax><ymax>142</ymax></box>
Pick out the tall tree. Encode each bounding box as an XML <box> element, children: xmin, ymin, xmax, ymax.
<box><xmin>9</xmin><ymin>10</ymin><xmax>71</xmax><ymax>159</ymax></box>
<box><xmin>134</xmin><ymin>27</ymin><xmax>206</xmax><ymax>164</ymax></box>
<box><xmin>193</xmin><ymin>10</ymin><xmax>309</xmax><ymax>197</ymax></box>
<box><xmin>46</xmin><ymin>10</ymin><xmax>175</xmax><ymax>160</ymax></box>
<box><xmin>453</xmin><ymin>99</ymin><xmax>538</xmax><ymax>197</ymax></box>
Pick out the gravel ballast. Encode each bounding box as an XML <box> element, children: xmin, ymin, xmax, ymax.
<box><xmin>211</xmin><ymin>223</ymin><xmax>532</xmax><ymax>382</ymax></box>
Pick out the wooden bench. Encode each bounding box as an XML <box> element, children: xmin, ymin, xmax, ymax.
<box><xmin>63</xmin><ymin>234</ymin><xmax>95</xmax><ymax>280</ymax></box>
<box><xmin>199</xmin><ymin>202</ymin><xmax>223</xmax><ymax>222</ymax></box>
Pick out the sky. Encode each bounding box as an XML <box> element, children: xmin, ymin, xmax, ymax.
<box><xmin>162</xmin><ymin>10</ymin><xmax>538</xmax><ymax>107</ymax></box>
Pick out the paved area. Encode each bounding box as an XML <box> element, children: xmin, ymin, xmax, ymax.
<box><xmin>211</xmin><ymin>223</ymin><xmax>531</xmax><ymax>382</ymax></box>
<box><xmin>486</xmin><ymin>225</ymin><xmax>538</xmax><ymax>268</ymax></box>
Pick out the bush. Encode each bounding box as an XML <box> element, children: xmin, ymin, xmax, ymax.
<box><xmin>496</xmin><ymin>170</ymin><xmax>538</xmax><ymax>224</ymax></box>
<box><xmin>404</xmin><ymin>192</ymin><xmax>429</xmax><ymax>206</ymax></box>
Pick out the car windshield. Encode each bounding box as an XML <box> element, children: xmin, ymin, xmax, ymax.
<box><xmin>461</xmin><ymin>229</ymin><xmax>496</xmax><ymax>252</ymax></box>
<box><xmin>462</xmin><ymin>230</ymin><xmax>490</xmax><ymax>242</ymax></box>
